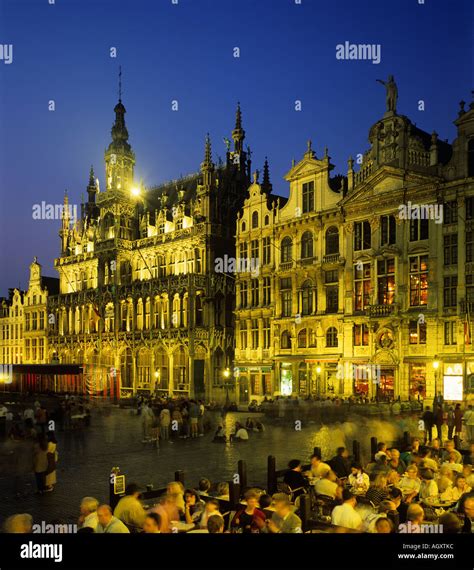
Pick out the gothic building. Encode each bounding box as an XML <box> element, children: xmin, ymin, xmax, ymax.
<box><xmin>234</xmin><ymin>86</ymin><xmax>474</xmax><ymax>405</ymax></box>
<box><xmin>46</xmin><ymin>95</ymin><xmax>251</xmax><ymax>399</ymax></box>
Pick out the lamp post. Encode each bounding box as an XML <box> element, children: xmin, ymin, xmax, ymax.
<box><xmin>316</xmin><ymin>365</ymin><xmax>321</xmax><ymax>397</ymax></box>
<box><xmin>433</xmin><ymin>359</ymin><xmax>439</xmax><ymax>404</ymax></box>
<box><xmin>223</xmin><ymin>367</ymin><xmax>231</xmax><ymax>408</ymax></box>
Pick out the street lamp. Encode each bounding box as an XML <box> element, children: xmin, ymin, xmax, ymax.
<box><xmin>316</xmin><ymin>365</ymin><xmax>321</xmax><ymax>397</ymax></box>
<box><xmin>223</xmin><ymin>367</ymin><xmax>231</xmax><ymax>408</ymax></box>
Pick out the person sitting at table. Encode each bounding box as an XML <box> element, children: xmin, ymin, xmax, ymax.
<box><xmin>259</xmin><ymin>494</ymin><xmax>272</xmax><ymax>509</ymax></box>
<box><xmin>167</xmin><ymin>481</ymin><xmax>185</xmax><ymax>514</ymax></box>
<box><xmin>419</xmin><ymin>469</ymin><xmax>439</xmax><ymax>501</ymax></box>
<box><xmin>388</xmin><ymin>448</ymin><xmax>407</xmax><ymax>475</ymax></box>
<box><xmin>214</xmin><ymin>482</ymin><xmax>230</xmax><ymax>501</ymax></box>
<box><xmin>329</xmin><ymin>447</ymin><xmax>351</xmax><ymax>479</ymax></box>
<box><xmin>406</xmin><ymin>503</ymin><xmax>425</xmax><ymax>529</ymax></box>
<box><xmin>438</xmin><ymin>475</ymin><xmax>454</xmax><ymax>502</ymax></box>
<box><xmin>348</xmin><ymin>463</ymin><xmax>370</xmax><ymax>496</ymax></box>
<box><xmin>429</xmin><ymin>438</ymin><xmax>442</xmax><ymax>462</ymax></box>
<box><xmin>198</xmin><ymin>499</ymin><xmax>223</xmax><ymax>529</ymax></box>
<box><xmin>442</xmin><ymin>451</ymin><xmax>464</xmax><ymax>474</ymax></box>
<box><xmin>305</xmin><ymin>452</ymin><xmax>331</xmax><ymax>480</ymax></box>
<box><xmin>148</xmin><ymin>494</ymin><xmax>179</xmax><ymax>533</ymax></box>
<box><xmin>463</xmin><ymin>465</ymin><xmax>474</xmax><ymax>489</ymax></box>
<box><xmin>142</xmin><ymin>513</ymin><xmax>161</xmax><ymax>533</ymax></box>
<box><xmin>283</xmin><ymin>460</ymin><xmax>308</xmax><ymax>498</ymax></box>
<box><xmin>231</xmin><ymin>490</ymin><xmax>266</xmax><ymax>533</ymax></box>
<box><xmin>183</xmin><ymin>489</ymin><xmax>205</xmax><ymax>525</ymax></box>
<box><xmin>331</xmin><ymin>489</ymin><xmax>363</xmax><ymax>530</ymax></box>
<box><xmin>451</xmin><ymin>475</ymin><xmax>472</xmax><ymax>501</ymax></box>
<box><xmin>113</xmin><ymin>483</ymin><xmax>146</xmax><ymax>530</ymax></box>
<box><xmin>441</xmin><ymin>440</ymin><xmax>463</xmax><ymax>464</ymax></box>
<box><xmin>188</xmin><ymin>514</ymin><xmax>225</xmax><ymax>534</ymax></box>
<box><xmin>197</xmin><ymin>478</ymin><xmax>211</xmax><ymax>497</ymax></box>
<box><xmin>366</xmin><ymin>474</ymin><xmax>390</xmax><ymax>507</ymax></box>
<box><xmin>314</xmin><ymin>469</ymin><xmax>342</xmax><ymax>500</ymax></box>
<box><xmin>262</xmin><ymin>494</ymin><xmax>303</xmax><ymax>533</ymax></box>
<box><xmin>418</xmin><ymin>447</ymin><xmax>439</xmax><ymax>472</ymax></box>
<box><xmin>233</xmin><ymin>424</ymin><xmax>249</xmax><ymax>441</ymax></box>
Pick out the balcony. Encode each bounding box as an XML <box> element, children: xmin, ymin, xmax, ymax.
<box><xmin>299</xmin><ymin>257</ymin><xmax>317</xmax><ymax>266</ymax></box>
<box><xmin>280</xmin><ymin>261</ymin><xmax>294</xmax><ymax>271</ymax></box>
<box><xmin>323</xmin><ymin>253</ymin><xmax>342</xmax><ymax>264</ymax></box>
<box><xmin>460</xmin><ymin>300</ymin><xmax>474</xmax><ymax>314</ymax></box>
<box><xmin>367</xmin><ymin>304</ymin><xmax>396</xmax><ymax>317</ymax></box>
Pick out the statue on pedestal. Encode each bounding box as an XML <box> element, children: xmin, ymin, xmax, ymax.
<box><xmin>376</xmin><ymin>75</ymin><xmax>398</xmax><ymax>113</ymax></box>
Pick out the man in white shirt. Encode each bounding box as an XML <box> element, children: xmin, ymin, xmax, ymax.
<box><xmin>331</xmin><ymin>489</ymin><xmax>363</xmax><ymax>530</ymax></box>
<box><xmin>78</xmin><ymin>497</ymin><xmax>100</xmax><ymax>531</ymax></box>
<box><xmin>95</xmin><ymin>505</ymin><xmax>130</xmax><ymax>533</ymax></box>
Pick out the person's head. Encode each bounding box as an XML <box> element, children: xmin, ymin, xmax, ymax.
<box><xmin>143</xmin><ymin>513</ymin><xmax>161</xmax><ymax>533</ymax></box>
<box><xmin>378</xmin><ymin>500</ymin><xmax>396</xmax><ymax>514</ymax></box>
<box><xmin>462</xmin><ymin>465</ymin><xmax>472</xmax><ymax>478</ymax></box>
<box><xmin>259</xmin><ymin>494</ymin><xmax>272</xmax><ymax>509</ymax></box>
<box><xmin>462</xmin><ymin>496</ymin><xmax>474</xmax><ymax>520</ymax></box>
<box><xmin>244</xmin><ymin>490</ymin><xmax>260</xmax><ymax>509</ymax></box>
<box><xmin>3</xmin><ymin>513</ymin><xmax>33</xmax><ymax>533</ymax></box>
<box><xmin>205</xmin><ymin>498</ymin><xmax>220</xmax><ymax>513</ymax></box>
<box><xmin>207</xmin><ymin>514</ymin><xmax>224</xmax><ymax>534</ymax></box>
<box><xmin>421</xmin><ymin>469</ymin><xmax>435</xmax><ymax>482</ymax></box>
<box><xmin>97</xmin><ymin>505</ymin><xmax>113</xmax><ymax>527</ymax></box>
<box><xmin>288</xmin><ymin>459</ymin><xmax>302</xmax><ymax>472</ymax></box>
<box><xmin>160</xmin><ymin>493</ymin><xmax>177</xmax><ymax>508</ymax></box>
<box><xmin>377</xmin><ymin>442</ymin><xmax>387</xmax><ymax>452</ymax></box>
<box><xmin>351</xmin><ymin>462</ymin><xmax>362</xmax><ymax>475</ymax></box>
<box><xmin>184</xmin><ymin>489</ymin><xmax>199</xmax><ymax>505</ymax></box>
<box><xmin>445</xmin><ymin>440</ymin><xmax>455</xmax><ymax>452</ymax></box>
<box><xmin>80</xmin><ymin>496</ymin><xmax>99</xmax><ymax>516</ymax></box>
<box><xmin>405</xmin><ymin>465</ymin><xmax>418</xmax><ymax>479</ymax></box>
<box><xmin>198</xmin><ymin>478</ymin><xmax>211</xmax><ymax>493</ymax></box>
<box><xmin>375</xmin><ymin>517</ymin><xmax>393</xmax><ymax>533</ymax></box>
<box><xmin>448</xmin><ymin>451</ymin><xmax>458</xmax><ymax>464</ymax></box>
<box><xmin>387</xmin><ymin>470</ymin><xmax>401</xmax><ymax>486</ymax></box>
<box><xmin>325</xmin><ymin>469</ymin><xmax>337</xmax><ymax>482</ymax></box>
<box><xmin>216</xmin><ymin>482</ymin><xmax>229</xmax><ymax>497</ymax></box>
<box><xmin>372</xmin><ymin>473</ymin><xmax>388</xmax><ymax>489</ymax></box>
<box><xmin>438</xmin><ymin>512</ymin><xmax>461</xmax><ymax>534</ymax></box>
<box><xmin>437</xmin><ymin>476</ymin><xmax>452</xmax><ymax>494</ymax></box>
<box><xmin>390</xmin><ymin>448</ymin><xmax>400</xmax><ymax>461</ymax></box>
<box><xmin>311</xmin><ymin>452</ymin><xmax>322</xmax><ymax>466</ymax></box>
<box><xmin>431</xmin><ymin>438</ymin><xmax>440</xmax><ymax>450</ymax></box>
<box><xmin>167</xmin><ymin>481</ymin><xmax>184</xmax><ymax>496</ymax></box>
<box><xmin>125</xmin><ymin>483</ymin><xmax>141</xmax><ymax>498</ymax></box>
<box><xmin>389</xmin><ymin>487</ymin><xmax>402</xmax><ymax>507</ymax></box>
<box><xmin>407</xmin><ymin>504</ymin><xmax>424</xmax><ymax>524</ymax></box>
<box><xmin>273</xmin><ymin>494</ymin><xmax>291</xmax><ymax>517</ymax></box>
<box><xmin>337</xmin><ymin>446</ymin><xmax>348</xmax><ymax>458</ymax></box>
<box><xmin>342</xmin><ymin>489</ymin><xmax>356</xmax><ymax>507</ymax></box>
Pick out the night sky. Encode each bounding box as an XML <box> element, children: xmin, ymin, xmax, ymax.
<box><xmin>0</xmin><ymin>0</ymin><xmax>471</xmax><ymax>295</ymax></box>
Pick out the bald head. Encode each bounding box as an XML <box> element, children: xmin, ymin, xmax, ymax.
<box><xmin>97</xmin><ymin>504</ymin><xmax>113</xmax><ymax>527</ymax></box>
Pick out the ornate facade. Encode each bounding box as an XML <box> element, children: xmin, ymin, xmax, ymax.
<box><xmin>235</xmin><ymin>87</ymin><xmax>474</xmax><ymax>405</ymax></box>
<box><xmin>46</xmin><ymin>96</ymin><xmax>250</xmax><ymax>399</ymax></box>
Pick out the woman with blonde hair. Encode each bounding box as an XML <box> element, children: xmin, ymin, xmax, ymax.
<box><xmin>167</xmin><ymin>481</ymin><xmax>185</xmax><ymax>514</ymax></box>
<box><xmin>366</xmin><ymin>473</ymin><xmax>389</xmax><ymax>506</ymax></box>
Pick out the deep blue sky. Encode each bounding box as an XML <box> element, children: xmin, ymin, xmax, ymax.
<box><xmin>0</xmin><ymin>0</ymin><xmax>472</xmax><ymax>295</ymax></box>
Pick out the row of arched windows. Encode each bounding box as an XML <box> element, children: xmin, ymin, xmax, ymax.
<box><xmin>280</xmin><ymin>227</ymin><xmax>339</xmax><ymax>263</ymax></box>
<box><xmin>280</xmin><ymin>326</ymin><xmax>338</xmax><ymax>349</ymax></box>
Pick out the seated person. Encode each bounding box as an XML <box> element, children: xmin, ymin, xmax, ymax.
<box><xmin>283</xmin><ymin>460</ymin><xmax>308</xmax><ymax>497</ymax></box>
<box><xmin>451</xmin><ymin>475</ymin><xmax>472</xmax><ymax>502</ymax></box>
<box><xmin>262</xmin><ymin>494</ymin><xmax>302</xmax><ymax>533</ymax></box>
<box><xmin>442</xmin><ymin>452</ymin><xmax>464</xmax><ymax>474</ymax></box>
<box><xmin>398</xmin><ymin>465</ymin><xmax>421</xmax><ymax>500</ymax></box>
<box><xmin>198</xmin><ymin>499</ymin><xmax>223</xmax><ymax>529</ymax></box>
<box><xmin>365</xmin><ymin>474</ymin><xmax>390</xmax><ymax>507</ymax></box>
<box><xmin>212</xmin><ymin>425</ymin><xmax>227</xmax><ymax>443</ymax></box>
<box><xmin>418</xmin><ymin>469</ymin><xmax>439</xmax><ymax>502</ymax></box>
<box><xmin>214</xmin><ymin>482</ymin><xmax>229</xmax><ymax>501</ymax></box>
<box><xmin>438</xmin><ymin>475</ymin><xmax>454</xmax><ymax>502</ymax></box>
<box><xmin>183</xmin><ymin>489</ymin><xmax>205</xmax><ymax>524</ymax></box>
<box><xmin>306</xmin><ymin>452</ymin><xmax>331</xmax><ymax>480</ymax></box>
<box><xmin>348</xmin><ymin>463</ymin><xmax>370</xmax><ymax>496</ymax></box>
<box><xmin>142</xmin><ymin>513</ymin><xmax>161</xmax><ymax>533</ymax></box>
<box><xmin>441</xmin><ymin>441</ymin><xmax>462</xmax><ymax>464</ymax></box>
<box><xmin>329</xmin><ymin>447</ymin><xmax>351</xmax><ymax>479</ymax></box>
<box><xmin>188</xmin><ymin>514</ymin><xmax>225</xmax><ymax>534</ymax></box>
<box><xmin>331</xmin><ymin>489</ymin><xmax>363</xmax><ymax>530</ymax></box>
<box><xmin>113</xmin><ymin>483</ymin><xmax>146</xmax><ymax>529</ymax></box>
<box><xmin>314</xmin><ymin>469</ymin><xmax>342</xmax><ymax>500</ymax></box>
<box><xmin>197</xmin><ymin>478</ymin><xmax>211</xmax><ymax>497</ymax></box>
<box><xmin>231</xmin><ymin>490</ymin><xmax>266</xmax><ymax>533</ymax></box>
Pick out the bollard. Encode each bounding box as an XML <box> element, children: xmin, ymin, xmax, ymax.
<box><xmin>313</xmin><ymin>446</ymin><xmax>322</xmax><ymax>459</ymax></box>
<box><xmin>238</xmin><ymin>460</ymin><xmax>247</xmax><ymax>491</ymax></box>
<box><xmin>267</xmin><ymin>455</ymin><xmax>277</xmax><ymax>495</ymax></box>
<box><xmin>174</xmin><ymin>470</ymin><xmax>185</xmax><ymax>486</ymax></box>
<box><xmin>403</xmin><ymin>431</ymin><xmax>410</xmax><ymax>448</ymax></box>
<box><xmin>370</xmin><ymin>436</ymin><xmax>378</xmax><ymax>461</ymax></box>
<box><xmin>228</xmin><ymin>481</ymin><xmax>241</xmax><ymax>510</ymax></box>
<box><xmin>352</xmin><ymin>440</ymin><xmax>361</xmax><ymax>464</ymax></box>
<box><xmin>299</xmin><ymin>493</ymin><xmax>311</xmax><ymax>533</ymax></box>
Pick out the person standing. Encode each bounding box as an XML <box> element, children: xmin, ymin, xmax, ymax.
<box><xmin>435</xmin><ymin>405</ymin><xmax>444</xmax><ymax>441</ymax></box>
<box><xmin>422</xmin><ymin>406</ymin><xmax>435</xmax><ymax>443</ymax></box>
<box><xmin>44</xmin><ymin>432</ymin><xmax>58</xmax><ymax>492</ymax></box>
<box><xmin>464</xmin><ymin>405</ymin><xmax>474</xmax><ymax>443</ymax></box>
<box><xmin>33</xmin><ymin>435</ymin><xmax>49</xmax><ymax>494</ymax></box>
<box><xmin>454</xmin><ymin>404</ymin><xmax>463</xmax><ymax>441</ymax></box>
<box><xmin>447</xmin><ymin>406</ymin><xmax>456</xmax><ymax>440</ymax></box>
<box><xmin>159</xmin><ymin>407</ymin><xmax>171</xmax><ymax>442</ymax></box>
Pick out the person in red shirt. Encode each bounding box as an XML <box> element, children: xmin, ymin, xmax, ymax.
<box><xmin>231</xmin><ymin>490</ymin><xmax>266</xmax><ymax>533</ymax></box>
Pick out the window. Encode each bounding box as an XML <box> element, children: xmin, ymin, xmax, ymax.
<box><xmin>252</xmin><ymin>211</ymin><xmax>258</xmax><ymax>229</ymax></box>
<box><xmin>467</xmin><ymin>274</ymin><xmax>474</xmax><ymax>302</ymax></box>
<box><xmin>326</xmin><ymin>327</ymin><xmax>338</xmax><ymax>347</ymax></box>
<box><xmin>409</xmin><ymin>255</ymin><xmax>428</xmax><ymax>306</ymax></box>
<box><xmin>443</xmin><ymin>276</ymin><xmax>457</xmax><ymax>308</ymax></box>
<box><xmin>444</xmin><ymin>322</ymin><xmax>456</xmax><ymax>345</ymax></box>
<box><xmin>326</xmin><ymin>287</ymin><xmax>338</xmax><ymax>313</ymax></box>
<box><xmin>354</xmin><ymin>262</ymin><xmax>371</xmax><ymax>311</ymax></box>
<box><xmin>241</xmin><ymin>221</ymin><xmax>246</xmax><ymax>232</ymax></box>
<box><xmin>377</xmin><ymin>258</ymin><xmax>395</xmax><ymax>305</ymax></box>
<box><xmin>175</xmin><ymin>218</ymin><xmax>183</xmax><ymax>230</ymax></box>
<box><xmin>240</xmin><ymin>242</ymin><xmax>248</xmax><ymax>260</ymax></box>
<box><xmin>444</xmin><ymin>234</ymin><xmax>458</xmax><ymax>265</ymax></box>
<box><xmin>281</xmin><ymin>330</ymin><xmax>292</xmax><ymax>349</ymax></box>
<box><xmin>262</xmin><ymin>237</ymin><xmax>271</xmax><ymax>265</ymax></box>
<box><xmin>240</xmin><ymin>321</ymin><xmax>247</xmax><ymax>349</ymax></box>
<box><xmin>354</xmin><ymin>323</ymin><xmax>369</xmax><ymax>346</ymax></box>
<box><xmin>354</xmin><ymin>221</ymin><xmax>371</xmax><ymax>251</ymax></box>
<box><xmin>251</xmin><ymin>279</ymin><xmax>259</xmax><ymax>307</ymax></box>
<box><xmin>326</xmin><ymin>227</ymin><xmax>339</xmax><ymax>255</ymax></box>
<box><xmin>301</xmin><ymin>280</ymin><xmax>313</xmax><ymax>315</ymax></box>
<box><xmin>380</xmin><ymin>215</ymin><xmax>396</xmax><ymax>246</ymax></box>
<box><xmin>264</xmin><ymin>215</ymin><xmax>270</xmax><ymax>226</ymax></box>
<box><xmin>251</xmin><ymin>240</ymin><xmax>259</xmax><ymax>262</ymax></box>
<box><xmin>263</xmin><ymin>277</ymin><xmax>271</xmax><ymax>305</ymax></box>
<box><xmin>280</xmin><ymin>278</ymin><xmax>292</xmax><ymax>317</ymax></box>
<box><xmin>251</xmin><ymin>319</ymin><xmax>259</xmax><ymax>348</ymax></box>
<box><xmin>443</xmin><ymin>201</ymin><xmax>458</xmax><ymax>224</ymax></box>
<box><xmin>239</xmin><ymin>281</ymin><xmax>248</xmax><ymax>308</ymax></box>
<box><xmin>281</xmin><ymin>237</ymin><xmax>292</xmax><ymax>263</ymax></box>
<box><xmin>263</xmin><ymin>318</ymin><xmax>270</xmax><ymax>349</ymax></box>
<box><xmin>466</xmin><ymin>197</ymin><xmax>474</xmax><ymax>220</ymax></box>
<box><xmin>325</xmin><ymin>270</ymin><xmax>338</xmax><ymax>284</ymax></box>
<box><xmin>298</xmin><ymin>329</ymin><xmax>307</xmax><ymax>348</ymax></box>
<box><xmin>467</xmin><ymin>230</ymin><xmax>474</xmax><ymax>263</ymax></box>
<box><xmin>302</xmin><ymin>181</ymin><xmax>314</xmax><ymax>213</ymax></box>
<box><xmin>409</xmin><ymin>218</ymin><xmax>429</xmax><ymax>241</ymax></box>
<box><xmin>409</xmin><ymin>320</ymin><xmax>427</xmax><ymax>344</ymax></box>
<box><xmin>301</xmin><ymin>231</ymin><xmax>313</xmax><ymax>259</ymax></box>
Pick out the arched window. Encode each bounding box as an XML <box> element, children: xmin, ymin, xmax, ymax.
<box><xmin>281</xmin><ymin>236</ymin><xmax>293</xmax><ymax>263</ymax></box>
<box><xmin>241</xmin><ymin>221</ymin><xmax>246</xmax><ymax>232</ymax></box>
<box><xmin>301</xmin><ymin>231</ymin><xmax>313</xmax><ymax>259</ymax></box>
<box><xmin>326</xmin><ymin>327</ymin><xmax>338</xmax><ymax>347</ymax></box>
<box><xmin>252</xmin><ymin>211</ymin><xmax>259</xmax><ymax>228</ymax></box>
<box><xmin>326</xmin><ymin>226</ymin><xmax>339</xmax><ymax>255</ymax></box>
<box><xmin>301</xmin><ymin>280</ymin><xmax>314</xmax><ymax>315</ymax></box>
<box><xmin>281</xmin><ymin>330</ymin><xmax>292</xmax><ymax>349</ymax></box>
<box><xmin>264</xmin><ymin>214</ymin><xmax>270</xmax><ymax>226</ymax></box>
<box><xmin>298</xmin><ymin>329</ymin><xmax>307</xmax><ymax>348</ymax></box>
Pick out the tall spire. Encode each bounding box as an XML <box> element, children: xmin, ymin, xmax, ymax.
<box><xmin>232</xmin><ymin>101</ymin><xmax>245</xmax><ymax>153</ymax></box>
<box><xmin>201</xmin><ymin>133</ymin><xmax>214</xmax><ymax>186</ymax></box>
<box><xmin>261</xmin><ymin>157</ymin><xmax>272</xmax><ymax>193</ymax></box>
<box><xmin>87</xmin><ymin>165</ymin><xmax>97</xmax><ymax>202</ymax></box>
<box><xmin>235</xmin><ymin>101</ymin><xmax>242</xmax><ymax>130</ymax></box>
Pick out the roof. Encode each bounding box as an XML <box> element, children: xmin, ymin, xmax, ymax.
<box><xmin>41</xmin><ymin>276</ymin><xmax>60</xmax><ymax>295</ymax></box>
